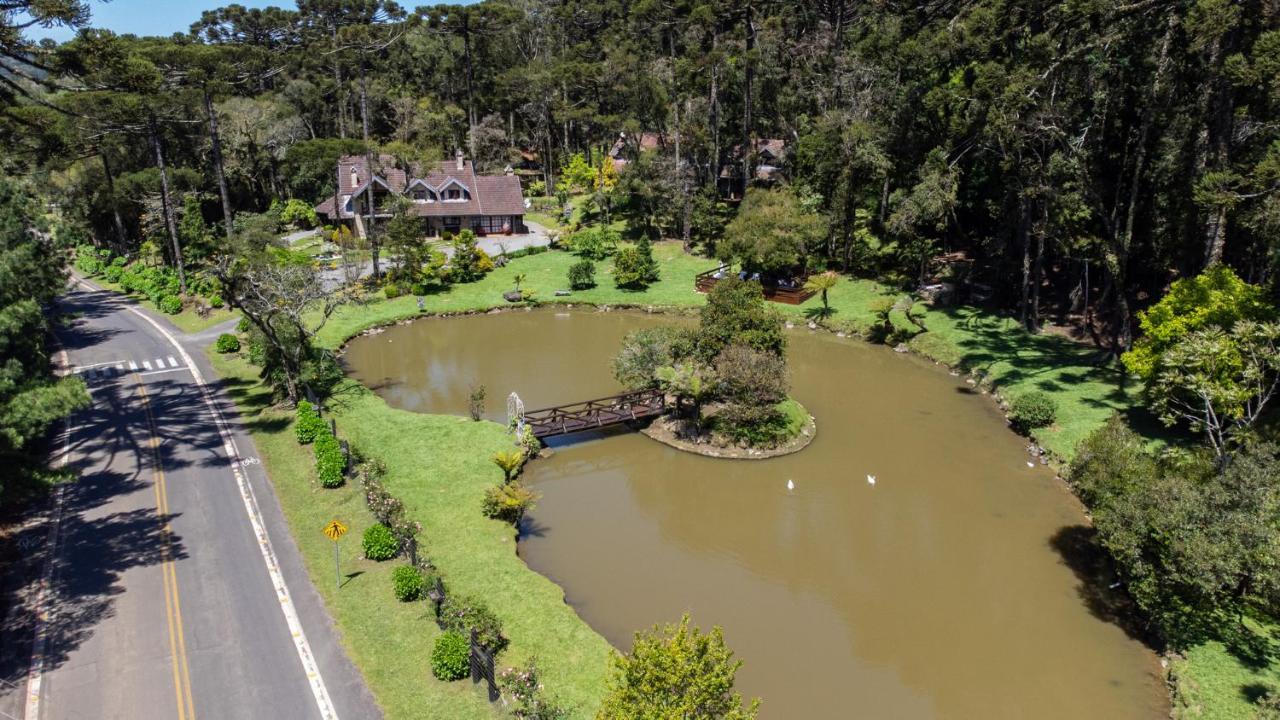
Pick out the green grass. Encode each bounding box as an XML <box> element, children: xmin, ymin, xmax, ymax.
<box><xmin>210</xmin><ymin>352</ymin><xmax>612</xmax><ymax>718</ymax></box>
<box><xmin>317</xmin><ymin>242</ymin><xmax>716</xmax><ymax>347</ymax></box>
<box><xmin>1171</xmin><ymin>615</ymin><xmax>1280</xmax><ymax>719</ymax></box>
<box><xmin>775</xmin><ymin>397</ymin><xmax>809</xmax><ymax>439</ymax></box>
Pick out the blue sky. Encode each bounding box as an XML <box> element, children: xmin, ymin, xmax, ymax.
<box><xmin>28</xmin><ymin>0</ymin><xmax>287</xmax><ymax>42</ymax></box>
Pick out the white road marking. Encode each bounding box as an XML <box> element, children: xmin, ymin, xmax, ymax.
<box><xmin>115</xmin><ymin>363</ymin><xmax>124</xmax><ymax>371</ymax></box>
<box><xmin>153</xmin><ymin>358</ymin><xmax>165</xmax><ymax>370</ymax></box>
<box><xmin>136</xmin><ymin>367</ymin><xmax>190</xmax><ymax>378</ymax></box>
<box><xmin>142</xmin><ymin>360</ymin><xmax>152</xmax><ymax>370</ymax></box>
<box><xmin>74</xmin><ymin>279</ymin><xmax>339</xmax><ymax>719</ymax></box>
<box><xmin>25</xmin><ymin>351</ymin><xmax>73</xmax><ymax>720</ymax></box>
<box><xmin>129</xmin><ymin>361</ymin><xmax>139</xmax><ymax>371</ymax></box>
<box><xmin>167</xmin><ymin>356</ymin><xmax>179</xmax><ymax>368</ymax></box>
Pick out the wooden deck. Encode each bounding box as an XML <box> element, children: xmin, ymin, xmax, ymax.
<box><xmin>524</xmin><ymin>388</ymin><xmax>667</xmax><ymax>438</ymax></box>
<box><xmin>694</xmin><ymin>266</ymin><xmax>817</xmax><ymax>305</ymax></box>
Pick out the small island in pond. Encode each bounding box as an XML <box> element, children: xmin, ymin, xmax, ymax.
<box><xmin>611</xmin><ymin>276</ymin><xmax>815</xmax><ymax>459</ymax></box>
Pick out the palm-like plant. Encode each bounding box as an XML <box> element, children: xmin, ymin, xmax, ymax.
<box><xmin>512</xmin><ymin>272</ymin><xmax>527</xmax><ymax>292</ymax></box>
<box><xmin>655</xmin><ymin>362</ymin><xmax>717</xmax><ymax>432</ymax></box>
<box><xmin>804</xmin><ymin>271</ymin><xmax>839</xmax><ymax>320</ymax></box>
<box><xmin>491</xmin><ymin>449</ymin><xmax>525</xmax><ymax>483</ymax></box>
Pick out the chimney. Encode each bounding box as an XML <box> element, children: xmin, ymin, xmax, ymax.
<box><xmin>455</xmin><ymin>148</ymin><xmax>465</xmax><ymax>171</ymax></box>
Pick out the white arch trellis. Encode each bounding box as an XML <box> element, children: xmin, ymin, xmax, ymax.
<box><xmin>506</xmin><ymin>392</ymin><xmax>525</xmax><ymax>436</ymax></box>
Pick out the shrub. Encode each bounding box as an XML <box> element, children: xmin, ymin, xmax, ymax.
<box><xmin>481</xmin><ymin>482</ymin><xmax>539</xmax><ymax>524</ymax></box>
<box><xmin>391</xmin><ymin>565</ymin><xmax>425</xmax><ymax>602</ymax></box>
<box><xmin>383</xmin><ymin>282</ymin><xmax>401</xmax><ymax>299</ymax></box>
<box><xmin>214</xmin><ymin>333</ymin><xmax>241</xmax><ymax>354</ymax></box>
<box><xmin>440</xmin><ymin>594</ymin><xmax>506</xmax><ymax>651</ymax></box>
<box><xmin>103</xmin><ymin>260</ymin><xmax>125</xmax><ymax>283</ymax></box>
<box><xmin>491</xmin><ymin>449</ymin><xmax>525</xmax><ymax>483</ymax></box>
<box><xmin>612</xmin><ymin>237</ymin><xmax>659</xmax><ymax>289</ymax></box>
<box><xmin>431</xmin><ymin>632</ymin><xmax>470</xmax><ymax>681</ymax></box>
<box><xmin>236</xmin><ymin>316</ymin><xmax>251</xmax><ymax>333</ymax></box>
<box><xmin>75</xmin><ymin>244</ymin><xmax>109</xmax><ymax>275</ymax></box>
<box><xmin>294</xmin><ymin>400</ymin><xmax>325</xmax><ymax>443</ymax></box>
<box><xmin>612</xmin><ymin>326</ymin><xmax>695</xmax><ymax>390</ymax></box>
<box><xmin>362</xmin><ymin>523</ymin><xmax>399</xmax><ymax>561</ymax></box>
<box><xmin>280</xmin><ymin>198</ymin><xmax>319</xmax><ymax>228</ymax></box>
<box><xmin>1009</xmin><ymin>391</ymin><xmax>1057</xmax><ymax>433</ymax></box>
<box><xmin>468</xmin><ymin>384</ymin><xmax>486</xmax><ymax>421</ymax></box>
<box><xmin>208</xmin><ymin>294</ymin><xmax>225</xmax><ymax>308</ymax></box>
<box><xmin>499</xmin><ymin>660</ymin><xmax>570</xmax><ymax>720</ymax></box>
<box><xmin>313</xmin><ymin>431</ymin><xmax>346</xmax><ymax>488</ymax></box>
<box><xmin>569</xmin><ymin>225</ymin><xmax>619</xmax><ymax>260</ymax></box>
<box><xmin>157</xmin><ymin>294</ymin><xmax>183</xmax><ymax>315</ymax></box>
<box><xmin>714</xmin><ymin>345</ymin><xmax>790</xmax><ymax>444</ymax></box>
<box><xmin>567</xmin><ymin>259</ymin><xmax>596</xmax><ymax>290</ymax></box>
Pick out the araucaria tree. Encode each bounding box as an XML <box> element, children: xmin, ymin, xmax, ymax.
<box><xmin>597</xmin><ymin>614</ymin><xmax>760</xmax><ymax>720</ymax></box>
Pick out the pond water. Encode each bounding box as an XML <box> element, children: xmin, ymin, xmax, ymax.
<box><xmin>343</xmin><ymin>309</ymin><xmax>1169</xmax><ymax>719</ymax></box>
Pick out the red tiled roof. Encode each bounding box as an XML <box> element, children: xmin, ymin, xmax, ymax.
<box><xmin>317</xmin><ymin>154</ymin><xmax>525</xmax><ymax>218</ymax></box>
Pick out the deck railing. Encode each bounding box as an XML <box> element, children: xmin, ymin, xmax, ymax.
<box><xmin>694</xmin><ymin>266</ymin><xmax>817</xmax><ymax>305</ymax></box>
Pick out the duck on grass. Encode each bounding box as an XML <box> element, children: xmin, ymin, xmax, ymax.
<box><xmin>613</xmin><ymin>277</ymin><xmax>816</xmax><ymax>458</ymax></box>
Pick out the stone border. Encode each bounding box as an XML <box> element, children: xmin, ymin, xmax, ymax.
<box><xmin>639</xmin><ymin>409</ymin><xmax>816</xmax><ymax>460</ymax></box>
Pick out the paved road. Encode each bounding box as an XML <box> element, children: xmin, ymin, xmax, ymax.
<box><xmin>1</xmin><ymin>280</ymin><xmax>379</xmax><ymax>720</ymax></box>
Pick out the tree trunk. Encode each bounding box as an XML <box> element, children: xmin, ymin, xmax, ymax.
<box><xmin>99</xmin><ymin>151</ymin><xmax>128</xmax><ymax>251</ymax></box>
<box><xmin>741</xmin><ymin>6</ymin><xmax>756</xmax><ymax>191</ymax></box>
<box><xmin>462</xmin><ymin>13</ymin><xmax>477</xmax><ymax>158</ymax></box>
<box><xmin>359</xmin><ymin>57</ymin><xmax>380</xmax><ymax>281</ymax></box>
<box><xmin>204</xmin><ymin>89</ymin><xmax>235</xmax><ymax>240</ymax></box>
<box><xmin>149</xmin><ymin>115</ymin><xmax>187</xmax><ymax>295</ymax></box>
<box><xmin>332</xmin><ymin>25</ymin><xmax>345</xmax><ymax>138</ymax></box>
<box><xmin>1018</xmin><ymin>193</ymin><xmax>1032</xmax><ymax>331</ymax></box>
<box><xmin>1106</xmin><ymin>11</ymin><xmax>1176</xmax><ymax>352</ymax></box>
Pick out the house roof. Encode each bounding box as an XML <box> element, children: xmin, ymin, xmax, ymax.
<box><xmin>316</xmin><ymin>154</ymin><xmax>525</xmax><ymax>219</ymax></box>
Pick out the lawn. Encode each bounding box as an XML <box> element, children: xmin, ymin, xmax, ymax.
<box><xmin>210</xmin><ymin>352</ymin><xmax>613</xmax><ymax>719</ymax></box>
<box><xmin>1171</xmin><ymin>614</ymin><xmax>1280</xmax><ymax>719</ymax></box>
<box><xmin>317</xmin><ymin>242</ymin><xmax>717</xmax><ymax>347</ymax></box>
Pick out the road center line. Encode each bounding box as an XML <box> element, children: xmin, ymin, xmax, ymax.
<box><xmin>139</xmin><ymin>381</ymin><xmax>196</xmax><ymax>720</ymax></box>
<box><xmin>77</xmin><ymin>279</ymin><xmax>339</xmax><ymax>719</ymax></box>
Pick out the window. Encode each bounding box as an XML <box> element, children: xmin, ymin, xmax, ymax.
<box><xmin>411</xmin><ymin>188</ymin><xmax>428</xmax><ymax>202</ymax></box>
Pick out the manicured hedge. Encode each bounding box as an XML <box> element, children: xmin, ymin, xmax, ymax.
<box><xmin>313</xmin><ymin>430</ymin><xmax>345</xmax><ymax>488</ymax></box>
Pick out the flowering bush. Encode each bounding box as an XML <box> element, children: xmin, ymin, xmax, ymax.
<box><xmin>440</xmin><ymin>594</ymin><xmax>506</xmax><ymax>652</ymax></box>
<box><xmin>499</xmin><ymin>660</ymin><xmax>569</xmax><ymax>720</ymax></box>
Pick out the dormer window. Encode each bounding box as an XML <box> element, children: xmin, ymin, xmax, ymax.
<box><xmin>412</xmin><ymin>188</ymin><xmax>428</xmax><ymax>202</ymax></box>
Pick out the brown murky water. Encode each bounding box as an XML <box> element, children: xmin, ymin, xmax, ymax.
<box><xmin>344</xmin><ymin>309</ymin><xmax>1169</xmax><ymax>719</ymax></box>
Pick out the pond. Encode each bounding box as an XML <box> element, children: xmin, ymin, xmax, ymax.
<box><xmin>343</xmin><ymin>308</ymin><xmax>1168</xmax><ymax>719</ymax></box>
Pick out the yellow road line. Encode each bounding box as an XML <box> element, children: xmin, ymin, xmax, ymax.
<box><xmin>138</xmin><ymin>380</ymin><xmax>196</xmax><ymax>720</ymax></box>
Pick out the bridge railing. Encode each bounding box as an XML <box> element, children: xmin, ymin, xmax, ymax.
<box><xmin>524</xmin><ymin>388</ymin><xmax>666</xmax><ymax>438</ymax></box>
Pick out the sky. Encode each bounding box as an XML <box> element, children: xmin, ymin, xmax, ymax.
<box><xmin>28</xmin><ymin>0</ymin><xmax>294</xmax><ymax>43</ymax></box>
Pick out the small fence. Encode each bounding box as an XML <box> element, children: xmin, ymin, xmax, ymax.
<box><xmin>694</xmin><ymin>265</ymin><xmax>817</xmax><ymax>305</ymax></box>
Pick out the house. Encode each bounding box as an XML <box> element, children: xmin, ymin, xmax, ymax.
<box><xmin>718</xmin><ymin>138</ymin><xmax>788</xmax><ymax>200</ymax></box>
<box><xmin>607</xmin><ymin>131</ymin><xmax>665</xmax><ymax>172</ymax></box>
<box><xmin>314</xmin><ymin>150</ymin><xmax>527</xmax><ymax>238</ymax></box>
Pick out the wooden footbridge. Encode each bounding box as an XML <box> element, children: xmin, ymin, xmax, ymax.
<box><xmin>517</xmin><ymin>388</ymin><xmax>667</xmax><ymax>439</ymax></box>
